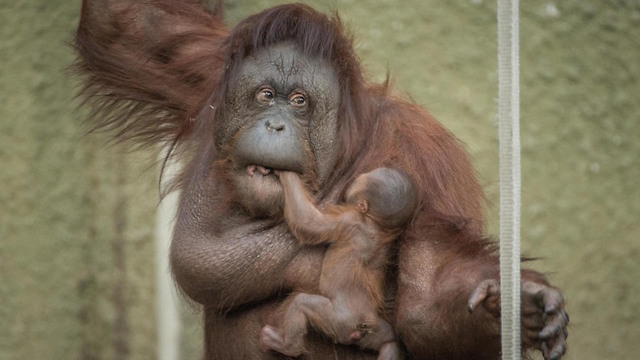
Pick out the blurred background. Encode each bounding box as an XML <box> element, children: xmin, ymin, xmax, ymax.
<box><xmin>1</xmin><ymin>0</ymin><xmax>638</xmax><ymax>359</ymax></box>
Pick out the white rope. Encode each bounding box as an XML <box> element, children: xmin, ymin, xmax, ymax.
<box><xmin>497</xmin><ymin>0</ymin><xmax>521</xmax><ymax>359</ymax></box>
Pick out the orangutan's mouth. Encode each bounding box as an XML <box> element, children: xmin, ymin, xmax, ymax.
<box><xmin>247</xmin><ymin>164</ymin><xmax>274</xmax><ymax>177</ymax></box>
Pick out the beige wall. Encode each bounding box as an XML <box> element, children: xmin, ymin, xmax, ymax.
<box><xmin>1</xmin><ymin>1</ymin><xmax>638</xmax><ymax>359</ymax></box>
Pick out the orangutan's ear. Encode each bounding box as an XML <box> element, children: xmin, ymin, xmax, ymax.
<box><xmin>73</xmin><ymin>0</ymin><xmax>228</xmax><ymax>146</ymax></box>
<box><xmin>357</xmin><ymin>199</ymin><xmax>369</xmax><ymax>214</ymax></box>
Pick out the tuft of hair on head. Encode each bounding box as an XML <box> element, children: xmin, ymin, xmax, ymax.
<box><xmin>353</xmin><ymin>167</ymin><xmax>418</xmax><ymax>229</ymax></box>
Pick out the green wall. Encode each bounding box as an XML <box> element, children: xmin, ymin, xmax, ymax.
<box><xmin>1</xmin><ymin>1</ymin><xmax>638</xmax><ymax>359</ymax></box>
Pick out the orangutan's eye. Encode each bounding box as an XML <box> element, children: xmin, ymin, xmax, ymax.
<box><xmin>289</xmin><ymin>93</ymin><xmax>307</xmax><ymax>109</ymax></box>
<box><xmin>257</xmin><ymin>87</ymin><xmax>275</xmax><ymax>104</ymax></box>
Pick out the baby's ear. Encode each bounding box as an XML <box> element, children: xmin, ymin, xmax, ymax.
<box><xmin>357</xmin><ymin>199</ymin><xmax>369</xmax><ymax>214</ymax></box>
<box><xmin>73</xmin><ymin>0</ymin><xmax>228</xmax><ymax>146</ymax></box>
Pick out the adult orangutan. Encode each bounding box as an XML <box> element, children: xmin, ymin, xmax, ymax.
<box><xmin>73</xmin><ymin>1</ymin><xmax>568</xmax><ymax>359</ymax></box>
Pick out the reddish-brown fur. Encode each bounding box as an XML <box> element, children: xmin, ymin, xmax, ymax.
<box><xmin>259</xmin><ymin>170</ymin><xmax>412</xmax><ymax>358</ymax></box>
<box><xmin>74</xmin><ymin>2</ymin><xmax>568</xmax><ymax>359</ymax></box>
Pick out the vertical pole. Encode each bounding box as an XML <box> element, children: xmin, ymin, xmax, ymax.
<box><xmin>497</xmin><ymin>0</ymin><xmax>522</xmax><ymax>359</ymax></box>
<box><xmin>155</xmin><ymin>154</ymin><xmax>182</xmax><ymax>360</ymax></box>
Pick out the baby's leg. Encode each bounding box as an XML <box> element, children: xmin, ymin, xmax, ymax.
<box><xmin>260</xmin><ymin>292</ymin><xmax>336</xmax><ymax>357</ymax></box>
<box><xmin>358</xmin><ymin>318</ymin><xmax>403</xmax><ymax>360</ymax></box>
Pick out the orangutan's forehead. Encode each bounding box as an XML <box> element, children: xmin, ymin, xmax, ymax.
<box><xmin>235</xmin><ymin>42</ymin><xmax>338</xmax><ymax>93</ymax></box>
<box><xmin>254</xmin><ymin>43</ymin><xmax>311</xmax><ymax>74</ymax></box>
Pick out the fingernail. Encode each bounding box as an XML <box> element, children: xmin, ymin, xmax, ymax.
<box><xmin>539</xmin><ymin>329</ymin><xmax>552</xmax><ymax>339</ymax></box>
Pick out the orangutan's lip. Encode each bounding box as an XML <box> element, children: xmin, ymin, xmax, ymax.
<box><xmin>247</xmin><ymin>164</ymin><xmax>274</xmax><ymax>177</ymax></box>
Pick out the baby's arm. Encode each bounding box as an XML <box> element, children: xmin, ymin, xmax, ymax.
<box><xmin>278</xmin><ymin>171</ymin><xmax>350</xmax><ymax>245</ymax></box>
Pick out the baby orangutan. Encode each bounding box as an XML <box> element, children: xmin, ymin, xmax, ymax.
<box><xmin>260</xmin><ymin>168</ymin><xmax>417</xmax><ymax>359</ymax></box>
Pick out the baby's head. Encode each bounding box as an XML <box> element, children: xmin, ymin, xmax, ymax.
<box><xmin>345</xmin><ymin>167</ymin><xmax>417</xmax><ymax>229</ymax></box>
